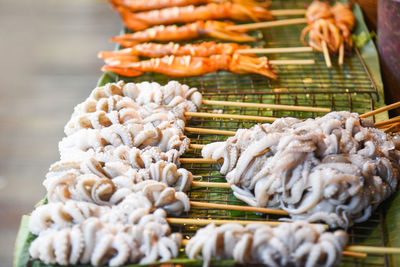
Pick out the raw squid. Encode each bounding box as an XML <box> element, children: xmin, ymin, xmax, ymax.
<box><xmin>29</xmin><ymin>199</ymin><xmax>171</xmax><ymax>235</ymax></box>
<box><xmin>29</xmin><ymin>217</ymin><xmax>181</xmax><ymax>266</ymax></box>
<box><xmin>202</xmin><ymin>111</ymin><xmax>400</xmax><ymax>228</ymax></box>
<box><xmin>59</xmin><ymin>121</ymin><xmax>190</xmax><ymax>156</ymax></box>
<box><xmin>49</xmin><ymin>147</ymin><xmax>192</xmax><ymax>192</ymax></box>
<box><xmin>28</xmin><ymin>80</ymin><xmax>201</xmax><ymax>266</ymax></box>
<box><xmin>186</xmin><ymin>221</ymin><xmax>347</xmax><ymax>267</ymax></box>
<box><xmin>84</xmin><ymin>80</ymin><xmax>202</xmax><ymax>109</ymax></box>
<box><xmin>65</xmin><ymin>81</ymin><xmax>201</xmax><ymax>135</ymax></box>
<box><xmin>58</xmin><ymin>145</ymin><xmax>180</xmax><ymax>168</ymax></box>
<box><xmin>44</xmin><ymin>169</ymin><xmax>191</xmax><ymax>212</ymax></box>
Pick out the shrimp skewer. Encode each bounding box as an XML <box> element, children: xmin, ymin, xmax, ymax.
<box><xmin>98</xmin><ymin>41</ymin><xmax>250</xmax><ymax>59</ymax></box>
<box><xmin>109</xmin><ymin>0</ymin><xmax>268</xmax><ymax>12</ymax></box>
<box><xmin>101</xmin><ymin>54</ymin><xmax>278</xmax><ymax>79</ymax></box>
<box><xmin>117</xmin><ymin>2</ymin><xmax>274</xmax><ymax>31</ymax></box>
<box><xmin>109</xmin><ymin>0</ymin><xmax>208</xmax><ymax>12</ymax></box>
<box><xmin>110</xmin><ymin>21</ymin><xmax>255</xmax><ymax>47</ymax></box>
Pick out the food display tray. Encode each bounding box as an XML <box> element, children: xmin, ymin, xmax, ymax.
<box><xmin>15</xmin><ymin>1</ymin><xmax>400</xmax><ymax>266</ymax></box>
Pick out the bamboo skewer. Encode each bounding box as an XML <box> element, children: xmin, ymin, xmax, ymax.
<box><xmin>201</xmin><ymin>99</ymin><xmax>330</xmax><ymax>113</ymax></box>
<box><xmin>189</xmin><ymin>144</ymin><xmax>206</xmax><ymax>149</ymax></box>
<box><xmin>190</xmin><ymin>201</ymin><xmax>289</xmax><ymax>215</ymax></box>
<box><xmin>346</xmin><ymin>245</ymin><xmax>400</xmax><ymax>255</ymax></box>
<box><xmin>237</xmin><ymin>46</ymin><xmax>313</xmax><ymax>54</ymax></box>
<box><xmin>270</xmin><ymin>59</ymin><xmax>315</xmax><ymax>65</ymax></box>
<box><xmin>375</xmin><ymin>116</ymin><xmax>400</xmax><ymax>128</ymax></box>
<box><xmin>321</xmin><ymin>40</ymin><xmax>332</xmax><ymax>68</ymax></box>
<box><xmin>384</xmin><ymin>122</ymin><xmax>400</xmax><ymax>133</ymax></box>
<box><xmin>167</xmin><ymin>217</ymin><xmax>284</xmax><ymax>226</ymax></box>
<box><xmin>184</xmin><ymin>127</ymin><xmax>236</xmax><ymax>136</ymax></box>
<box><xmin>342</xmin><ymin>251</ymin><xmax>367</xmax><ymax>258</ymax></box>
<box><xmin>226</xmin><ymin>18</ymin><xmax>307</xmax><ymax>31</ymax></box>
<box><xmin>360</xmin><ymin>101</ymin><xmax>400</xmax><ymax>118</ymax></box>
<box><xmin>185</xmin><ymin>112</ymin><xmax>277</xmax><ymax>122</ymax></box>
<box><xmin>338</xmin><ymin>43</ymin><xmax>345</xmax><ymax>66</ymax></box>
<box><xmin>270</xmin><ymin>9</ymin><xmax>306</xmax><ymax>16</ymax></box>
<box><xmin>191</xmin><ymin>181</ymin><xmax>230</xmax><ymax>188</ymax></box>
<box><xmin>189</xmin><ymin>144</ymin><xmax>205</xmax><ymax>149</ymax></box>
<box><xmin>180</xmin><ymin>158</ymin><xmax>219</xmax><ymax>164</ymax></box>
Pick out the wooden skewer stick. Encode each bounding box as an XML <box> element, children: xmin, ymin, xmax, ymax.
<box><xmin>338</xmin><ymin>43</ymin><xmax>345</xmax><ymax>66</ymax></box>
<box><xmin>270</xmin><ymin>9</ymin><xmax>306</xmax><ymax>16</ymax></box>
<box><xmin>167</xmin><ymin>218</ymin><xmax>329</xmax><ymax>229</ymax></box>
<box><xmin>384</xmin><ymin>122</ymin><xmax>400</xmax><ymax>133</ymax></box>
<box><xmin>237</xmin><ymin>46</ymin><xmax>313</xmax><ymax>54</ymax></box>
<box><xmin>167</xmin><ymin>218</ymin><xmax>284</xmax><ymax>226</ymax></box>
<box><xmin>375</xmin><ymin>116</ymin><xmax>400</xmax><ymax>128</ymax></box>
<box><xmin>180</xmin><ymin>240</ymin><xmax>367</xmax><ymax>258</ymax></box>
<box><xmin>360</xmin><ymin>101</ymin><xmax>400</xmax><ymax>118</ymax></box>
<box><xmin>185</xmin><ymin>112</ymin><xmax>277</xmax><ymax>122</ymax></box>
<box><xmin>321</xmin><ymin>40</ymin><xmax>332</xmax><ymax>68</ymax></box>
<box><xmin>180</xmin><ymin>158</ymin><xmax>219</xmax><ymax>164</ymax></box>
<box><xmin>190</xmin><ymin>201</ymin><xmax>289</xmax><ymax>215</ymax></box>
<box><xmin>184</xmin><ymin>127</ymin><xmax>236</xmax><ymax>136</ymax></box>
<box><xmin>346</xmin><ymin>245</ymin><xmax>400</xmax><ymax>255</ymax></box>
<box><xmin>201</xmin><ymin>99</ymin><xmax>330</xmax><ymax>113</ymax></box>
<box><xmin>189</xmin><ymin>144</ymin><xmax>206</xmax><ymax>149</ymax></box>
<box><xmin>226</xmin><ymin>18</ymin><xmax>307</xmax><ymax>31</ymax></box>
<box><xmin>191</xmin><ymin>181</ymin><xmax>230</xmax><ymax>188</ymax></box>
<box><xmin>270</xmin><ymin>59</ymin><xmax>315</xmax><ymax>65</ymax></box>
<box><xmin>342</xmin><ymin>251</ymin><xmax>367</xmax><ymax>258</ymax></box>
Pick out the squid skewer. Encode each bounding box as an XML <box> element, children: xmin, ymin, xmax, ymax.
<box><xmin>116</xmin><ymin>2</ymin><xmax>274</xmax><ymax>31</ymax></box>
<box><xmin>110</xmin><ymin>21</ymin><xmax>255</xmax><ymax>47</ymax></box>
<box><xmin>98</xmin><ymin>41</ymin><xmax>250</xmax><ymax>59</ymax></box>
<box><xmin>102</xmin><ymin>53</ymin><xmax>278</xmax><ymax>79</ymax></box>
<box><xmin>301</xmin><ymin>1</ymin><xmax>355</xmax><ymax>66</ymax></box>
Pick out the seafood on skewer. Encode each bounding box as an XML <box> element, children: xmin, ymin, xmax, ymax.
<box><xmin>301</xmin><ymin>1</ymin><xmax>355</xmax><ymax>55</ymax></box>
<box><xmin>202</xmin><ymin>111</ymin><xmax>400</xmax><ymax>228</ymax></box>
<box><xmin>109</xmin><ymin>0</ymin><xmax>208</xmax><ymax>12</ymax></box>
<box><xmin>331</xmin><ymin>2</ymin><xmax>355</xmax><ymax>50</ymax></box>
<box><xmin>101</xmin><ymin>53</ymin><xmax>278</xmax><ymax>79</ymax></box>
<box><xmin>110</xmin><ymin>21</ymin><xmax>256</xmax><ymax>47</ymax></box>
<box><xmin>98</xmin><ymin>41</ymin><xmax>250</xmax><ymax>60</ymax></box>
<box><xmin>109</xmin><ymin>0</ymin><xmax>269</xmax><ymax>12</ymax></box>
<box><xmin>186</xmin><ymin>221</ymin><xmax>348</xmax><ymax>267</ymax></box>
<box><xmin>116</xmin><ymin>2</ymin><xmax>274</xmax><ymax>31</ymax></box>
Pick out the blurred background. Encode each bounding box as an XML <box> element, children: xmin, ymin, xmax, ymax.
<box><xmin>0</xmin><ymin>0</ymin><xmax>118</xmax><ymax>265</ymax></box>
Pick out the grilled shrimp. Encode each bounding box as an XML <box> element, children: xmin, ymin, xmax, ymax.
<box><xmin>117</xmin><ymin>2</ymin><xmax>274</xmax><ymax>31</ymax></box>
<box><xmin>109</xmin><ymin>0</ymin><xmax>269</xmax><ymax>12</ymax></box>
<box><xmin>98</xmin><ymin>41</ymin><xmax>250</xmax><ymax>59</ymax></box>
<box><xmin>110</xmin><ymin>21</ymin><xmax>255</xmax><ymax>47</ymax></box>
<box><xmin>101</xmin><ymin>54</ymin><xmax>277</xmax><ymax>79</ymax></box>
